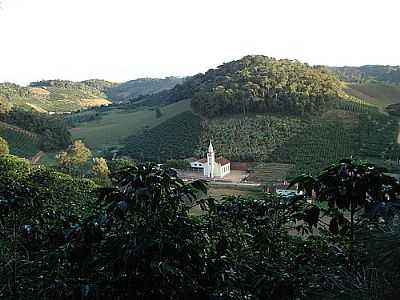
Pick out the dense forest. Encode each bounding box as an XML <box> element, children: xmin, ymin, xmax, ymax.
<box><xmin>1</xmin><ymin>154</ymin><xmax>400</xmax><ymax>299</ymax></box>
<box><xmin>138</xmin><ymin>55</ymin><xmax>344</xmax><ymax>117</ymax></box>
<box><xmin>329</xmin><ymin>65</ymin><xmax>400</xmax><ymax>84</ymax></box>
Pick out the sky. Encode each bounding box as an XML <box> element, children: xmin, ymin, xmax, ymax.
<box><xmin>0</xmin><ymin>0</ymin><xmax>399</xmax><ymax>85</ymax></box>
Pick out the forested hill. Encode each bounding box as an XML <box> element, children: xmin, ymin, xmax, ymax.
<box><xmin>139</xmin><ymin>55</ymin><xmax>344</xmax><ymax>117</ymax></box>
<box><xmin>105</xmin><ymin>77</ymin><xmax>184</xmax><ymax>102</ymax></box>
<box><xmin>328</xmin><ymin>65</ymin><xmax>400</xmax><ymax>84</ymax></box>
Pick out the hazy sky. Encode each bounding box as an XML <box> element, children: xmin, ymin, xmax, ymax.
<box><xmin>0</xmin><ymin>0</ymin><xmax>399</xmax><ymax>85</ymax></box>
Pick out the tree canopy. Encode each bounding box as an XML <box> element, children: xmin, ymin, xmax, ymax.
<box><xmin>140</xmin><ymin>55</ymin><xmax>344</xmax><ymax>117</ymax></box>
<box><xmin>0</xmin><ymin>136</ymin><xmax>9</xmax><ymax>154</ymax></box>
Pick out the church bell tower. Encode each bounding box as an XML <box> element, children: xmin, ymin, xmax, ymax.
<box><xmin>207</xmin><ymin>140</ymin><xmax>215</xmax><ymax>178</ymax></box>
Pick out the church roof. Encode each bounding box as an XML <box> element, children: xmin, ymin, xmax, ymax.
<box><xmin>195</xmin><ymin>156</ymin><xmax>230</xmax><ymax>165</ymax></box>
<box><xmin>216</xmin><ymin>156</ymin><xmax>230</xmax><ymax>166</ymax></box>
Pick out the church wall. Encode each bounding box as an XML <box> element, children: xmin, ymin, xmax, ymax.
<box><xmin>220</xmin><ymin>163</ymin><xmax>231</xmax><ymax>177</ymax></box>
<box><xmin>214</xmin><ymin>163</ymin><xmax>222</xmax><ymax>177</ymax></box>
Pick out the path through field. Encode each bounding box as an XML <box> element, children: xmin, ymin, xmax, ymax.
<box><xmin>31</xmin><ymin>151</ymin><xmax>45</xmax><ymax>164</ymax></box>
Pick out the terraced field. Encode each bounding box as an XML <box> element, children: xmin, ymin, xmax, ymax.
<box><xmin>0</xmin><ymin>121</ymin><xmax>41</xmax><ymax>158</ymax></box>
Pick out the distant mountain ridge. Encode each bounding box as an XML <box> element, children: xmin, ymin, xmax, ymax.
<box><xmin>0</xmin><ymin>77</ymin><xmax>183</xmax><ymax>112</ymax></box>
<box><xmin>328</xmin><ymin>65</ymin><xmax>400</xmax><ymax>84</ymax></box>
<box><xmin>105</xmin><ymin>77</ymin><xmax>184</xmax><ymax>102</ymax></box>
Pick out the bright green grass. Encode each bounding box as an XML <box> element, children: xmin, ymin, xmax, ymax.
<box><xmin>70</xmin><ymin>99</ymin><xmax>192</xmax><ymax>150</ymax></box>
<box><xmin>345</xmin><ymin>83</ymin><xmax>400</xmax><ymax>111</ymax></box>
<box><xmin>0</xmin><ymin>122</ymin><xmax>41</xmax><ymax>158</ymax></box>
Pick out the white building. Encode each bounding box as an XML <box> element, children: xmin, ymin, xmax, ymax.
<box><xmin>190</xmin><ymin>141</ymin><xmax>231</xmax><ymax>178</ymax></box>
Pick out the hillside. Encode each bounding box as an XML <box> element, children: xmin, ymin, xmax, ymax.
<box><xmin>0</xmin><ymin>121</ymin><xmax>41</xmax><ymax>158</ymax></box>
<box><xmin>0</xmin><ymin>81</ymin><xmax>111</xmax><ymax>112</ymax></box>
<box><xmin>63</xmin><ymin>56</ymin><xmax>400</xmax><ymax>179</ymax></box>
<box><xmin>329</xmin><ymin>65</ymin><xmax>400</xmax><ymax>84</ymax></box>
<box><xmin>105</xmin><ymin>77</ymin><xmax>183</xmax><ymax>102</ymax></box>
<box><xmin>121</xmin><ymin>111</ymin><xmax>201</xmax><ymax>161</ymax></box>
<box><xmin>139</xmin><ymin>55</ymin><xmax>344</xmax><ymax>117</ymax></box>
<box><xmin>69</xmin><ymin>99</ymin><xmax>192</xmax><ymax>150</ymax></box>
<box><xmin>344</xmin><ymin>82</ymin><xmax>400</xmax><ymax>111</ymax></box>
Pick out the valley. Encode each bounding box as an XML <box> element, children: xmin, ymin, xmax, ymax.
<box><xmin>1</xmin><ymin>56</ymin><xmax>400</xmax><ymax>185</ymax></box>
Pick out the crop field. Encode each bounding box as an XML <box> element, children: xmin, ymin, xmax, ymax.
<box><xmin>197</xmin><ymin>114</ymin><xmax>307</xmax><ymax>161</ymax></box>
<box><xmin>0</xmin><ymin>121</ymin><xmax>41</xmax><ymax>158</ymax></box>
<box><xmin>70</xmin><ymin>99</ymin><xmax>192</xmax><ymax>150</ymax></box>
<box><xmin>345</xmin><ymin>83</ymin><xmax>400</xmax><ymax>111</ymax></box>
<box><xmin>122</xmin><ymin>111</ymin><xmax>201</xmax><ymax>162</ymax></box>
<box><xmin>247</xmin><ymin>163</ymin><xmax>293</xmax><ymax>184</ymax></box>
<box><xmin>270</xmin><ymin>110</ymin><xmax>397</xmax><ymax>177</ymax></box>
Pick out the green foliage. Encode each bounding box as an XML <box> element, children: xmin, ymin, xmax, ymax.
<box><xmin>80</xmin><ymin>79</ymin><xmax>118</xmax><ymax>93</ymax></box>
<box><xmin>197</xmin><ymin>114</ymin><xmax>306</xmax><ymax>161</ymax></box>
<box><xmin>0</xmin><ymin>109</ymin><xmax>71</xmax><ymax>151</ymax></box>
<box><xmin>91</xmin><ymin>157</ymin><xmax>110</xmax><ymax>184</ymax></box>
<box><xmin>122</xmin><ymin>111</ymin><xmax>201</xmax><ymax>162</ymax></box>
<box><xmin>0</xmin><ymin>155</ymin><xmax>97</xmax><ymax>299</ymax></box>
<box><xmin>271</xmin><ymin>110</ymin><xmax>397</xmax><ymax>177</ymax></box>
<box><xmin>30</xmin><ymin>79</ymin><xmax>106</xmax><ymax>98</ymax></box>
<box><xmin>1</xmin><ymin>158</ymin><xmax>400</xmax><ymax>299</ymax></box>
<box><xmin>155</xmin><ymin>107</ymin><xmax>162</xmax><ymax>118</ymax></box>
<box><xmin>0</xmin><ymin>82</ymin><xmax>31</xmax><ymax>101</ymax></box>
<box><xmin>142</xmin><ymin>55</ymin><xmax>343</xmax><ymax>117</ymax></box>
<box><xmin>344</xmin><ymin>82</ymin><xmax>400</xmax><ymax>112</ymax></box>
<box><xmin>0</xmin><ymin>122</ymin><xmax>40</xmax><ymax>158</ymax></box>
<box><xmin>70</xmin><ymin>99</ymin><xmax>192</xmax><ymax>150</ymax></box>
<box><xmin>163</xmin><ymin>159</ymin><xmax>191</xmax><ymax>169</ymax></box>
<box><xmin>107</xmin><ymin>158</ymin><xmax>136</xmax><ymax>174</ymax></box>
<box><xmin>0</xmin><ymin>80</ymin><xmax>111</xmax><ymax>113</ymax></box>
<box><xmin>0</xmin><ymin>136</ymin><xmax>9</xmax><ymax>154</ymax></box>
<box><xmin>56</xmin><ymin>140</ymin><xmax>92</xmax><ymax>175</ymax></box>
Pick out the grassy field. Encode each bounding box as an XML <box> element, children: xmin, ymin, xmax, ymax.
<box><xmin>0</xmin><ymin>121</ymin><xmax>41</xmax><ymax>158</ymax></box>
<box><xmin>70</xmin><ymin>99</ymin><xmax>192</xmax><ymax>150</ymax></box>
<box><xmin>345</xmin><ymin>83</ymin><xmax>400</xmax><ymax>111</ymax></box>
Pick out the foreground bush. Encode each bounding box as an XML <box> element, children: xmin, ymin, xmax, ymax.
<box><xmin>1</xmin><ymin>157</ymin><xmax>400</xmax><ymax>299</ymax></box>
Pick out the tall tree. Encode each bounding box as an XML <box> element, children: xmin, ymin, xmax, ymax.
<box><xmin>56</xmin><ymin>140</ymin><xmax>92</xmax><ymax>175</ymax></box>
<box><xmin>91</xmin><ymin>157</ymin><xmax>110</xmax><ymax>184</ymax></box>
<box><xmin>0</xmin><ymin>137</ymin><xmax>9</xmax><ymax>154</ymax></box>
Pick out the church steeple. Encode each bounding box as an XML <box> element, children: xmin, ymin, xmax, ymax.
<box><xmin>208</xmin><ymin>140</ymin><xmax>214</xmax><ymax>153</ymax></box>
<box><xmin>207</xmin><ymin>140</ymin><xmax>215</xmax><ymax>178</ymax></box>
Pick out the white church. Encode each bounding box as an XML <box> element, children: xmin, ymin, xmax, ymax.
<box><xmin>190</xmin><ymin>141</ymin><xmax>231</xmax><ymax>178</ymax></box>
